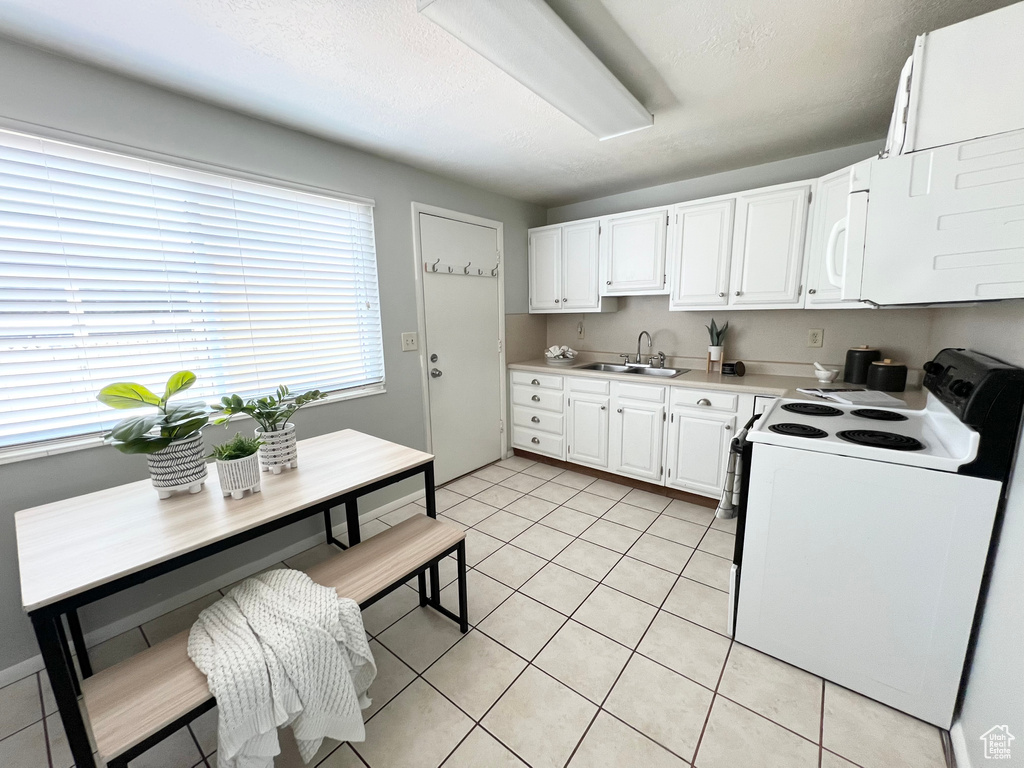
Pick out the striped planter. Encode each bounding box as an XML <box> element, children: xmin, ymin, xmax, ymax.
<box><xmin>216</xmin><ymin>453</ymin><xmax>262</xmax><ymax>500</ymax></box>
<box><xmin>256</xmin><ymin>423</ymin><xmax>298</xmax><ymax>474</ymax></box>
<box><xmin>146</xmin><ymin>432</ymin><xmax>207</xmax><ymax>499</ymax></box>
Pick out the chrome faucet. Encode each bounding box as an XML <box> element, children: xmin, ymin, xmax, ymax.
<box><xmin>634</xmin><ymin>331</ymin><xmax>652</xmax><ymax>366</ymax></box>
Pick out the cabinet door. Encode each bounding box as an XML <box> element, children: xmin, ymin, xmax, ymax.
<box><xmin>730</xmin><ymin>183</ymin><xmax>811</xmax><ymax>307</ymax></box>
<box><xmin>804</xmin><ymin>168</ymin><xmax>850</xmax><ymax>306</ymax></box>
<box><xmin>601</xmin><ymin>209</ymin><xmax>669</xmax><ymax>295</ymax></box>
<box><xmin>528</xmin><ymin>227</ymin><xmax>561</xmax><ymax>312</ymax></box>
<box><xmin>610</xmin><ymin>397</ymin><xmax>665</xmax><ymax>482</ymax></box>
<box><xmin>567</xmin><ymin>393</ymin><xmax>609</xmax><ymax>468</ymax></box>
<box><xmin>669</xmin><ymin>199</ymin><xmax>734</xmax><ymax>309</ymax></box>
<box><xmin>666</xmin><ymin>410</ymin><xmax>735</xmax><ymax>497</ymax></box>
<box><xmin>561</xmin><ymin>220</ymin><xmax>601</xmax><ymax>310</ymax></box>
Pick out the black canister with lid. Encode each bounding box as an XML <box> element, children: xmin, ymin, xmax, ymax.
<box><xmin>844</xmin><ymin>346</ymin><xmax>881</xmax><ymax>384</ymax></box>
<box><xmin>867</xmin><ymin>359</ymin><xmax>908</xmax><ymax>392</ymax></box>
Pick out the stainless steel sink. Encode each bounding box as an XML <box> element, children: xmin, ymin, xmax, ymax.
<box><xmin>631</xmin><ymin>367</ymin><xmax>689</xmax><ymax>377</ymax></box>
<box><xmin>576</xmin><ymin>362</ymin><xmax>689</xmax><ymax>378</ymax></box>
<box><xmin>578</xmin><ymin>363</ymin><xmax>632</xmax><ymax>373</ymax></box>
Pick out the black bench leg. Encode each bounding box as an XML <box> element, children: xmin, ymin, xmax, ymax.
<box><xmin>67</xmin><ymin>609</ymin><xmax>92</xmax><ymax>679</ymax></box>
<box><xmin>323</xmin><ymin>507</ymin><xmax>347</xmax><ymax>549</ymax></box>
<box><xmin>54</xmin><ymin>616</ymin><xmax>80</xmax><ymax>696</ymax></box>
<box><xmin>417</xmin><ymin>571</ymin><xmax>428</xmax><ymax>607</ymax></box>
<box><xmin>456</xmin><ymin>540</ymin><xmax>469</xmax><ymax>633</ymax></box>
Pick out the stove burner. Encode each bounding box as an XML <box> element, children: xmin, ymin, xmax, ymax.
<box><xmin>769</xmin><ymin>423</ymin><xmax>829</xmax><ymax>438</ymax></box>
<box><xmin>851</xmin><ymin>408</ymin><xmax>909</xmax><ymax>422</ymax></box>
<box><xmin>781</xmin><ymin>403</ymin><xmax>843</xmax><ymax>417</ymax></box>
<box><xmin>837</xmin><ymin>430</ymin><xmax>924</xmax><ymax>451</ymax></box>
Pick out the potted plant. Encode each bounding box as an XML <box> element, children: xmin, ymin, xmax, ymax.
<box><xmin>210</xmin><ymin>433</ymin><xmax>263</xmax><ymax>499</ymax></box>
<box><xmin>212</xmin><ymin>385</ymin><xmax>327</xmax><ymax>474</ymax></box>
<box><xmin>706</xmin><ymin>318</ymin><xmax>729</xmax><ymax>362</ymax></box>
<box><xmin>97</xmin><ymin>371</ymin><xmax>210</xmax><ymax>499</ymax></box>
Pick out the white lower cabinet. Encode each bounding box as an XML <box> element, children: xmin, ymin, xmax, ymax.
<box><xmin>609</xmin><ymin>381</ymin><xmax>666</xmax><ymax>483</ymax></box>
<box><xmin>510</xmin><ymin>371</ymin><xmax>565</xmax><ymax>460</ymax></box>
<box><xmin>666</xmin><ymin>409</ymin><xmax>736</xmax><ymax>496</ymax></box>
<box><xmin>567</xmin><ymin>390</ymin><xmax>610</xmax><ymax>469</ymax></box>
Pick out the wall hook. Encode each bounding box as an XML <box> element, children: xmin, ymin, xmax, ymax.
<box><xmin>464</xmin><ymin>262</ymin><xmax>472</xmax><ymax>274</ymax></box>
<box><xmin>491</xmin><ymin>263</ymin><xmax>499</xmax><ymax>276</ymax></box>
<box><xmin>430</xmin><ymin>258</ymin><xmax>440</xmax><ymax>272</ymax></box>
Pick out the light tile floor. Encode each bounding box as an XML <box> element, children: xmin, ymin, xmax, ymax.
<box><xmin>0</xmin><ymin>456</ymin><xmax>950</xmax><ymax>768</ymax></box>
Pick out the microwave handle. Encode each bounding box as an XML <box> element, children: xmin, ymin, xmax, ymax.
<box><xmin>841</xmin><ymin>191</ymin><xmax>870</xmax><ymax>302</ymax></box>
<box><xmin>825</xmin><ymin>217</ymin><xmax>847</xmax><ymax>288</ymax></box>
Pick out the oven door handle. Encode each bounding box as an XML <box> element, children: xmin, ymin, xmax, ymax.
<box><xmin>731</xmin><ymin>414</ymin><xmax>761</xmax><ymax>452</ymax></box>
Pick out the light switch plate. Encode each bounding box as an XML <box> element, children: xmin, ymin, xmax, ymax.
<box><xmin>401</xmin><ymin>332</ymin><xmax>418</xmax><ymax>351</ymax></box>
<box><xmin>807</xmin><ymin>329</ymin><xmax>823</xmax><ymax>348</ymax></box>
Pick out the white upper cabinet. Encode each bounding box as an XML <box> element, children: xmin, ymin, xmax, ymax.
<box><xmin>803</xmin><ymin>168</ymin><xmax>868</xmax><ymax>309</ymax></box>
<box><xmin>668</xmin><ymin>198</ymin><xmax>735</xmax><ymax>309</ymax></box>
<box><xmin>729</xmin><ymin>181</ymin><xmax>811</xmax><ymax>308</ymax></box>
<box><xmin>528</xmin><ymin>227</ymin><xmax>561</xmax><ymax>311</ymax></box>
<box><xmin>529</xmin><ymin>221</ymin><xmax>615</xmax><ymax>313</ymax></box>
<box><xmin>600</xmin><ymin>208</ymin><xmax>670</xmax><ymax>295</ymax></box>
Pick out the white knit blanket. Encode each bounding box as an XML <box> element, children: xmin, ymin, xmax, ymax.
<box><xmin>188</xmin><ymin>569</ymin><xmax>376</xmax><ymax>768</ymax></box>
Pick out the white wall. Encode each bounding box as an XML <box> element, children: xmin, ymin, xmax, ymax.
<box><xmin>0</xmin><ymin>37</ymin><xmax>543</xmax><ymax>673</ymax></box>
<box><xmin>929</xmin><ymin>302</ymin><xmax>1024</xmax><ymax>768</ymax></box>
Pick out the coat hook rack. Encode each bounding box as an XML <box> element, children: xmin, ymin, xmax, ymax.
<box><xmin>430</xmin><ymin>258</ymin><xmax>440</xmax><ymax>272</ymax></box>
<box><xmin>464</xmin><ymin>262</ymin><xmax>472</xmax><ymax>274</ymax></box>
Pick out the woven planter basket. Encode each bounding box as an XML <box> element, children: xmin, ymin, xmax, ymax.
<box><xmin>216</xmin><ymin>453</ymin><xmax>262</xmax><ymax>499</ymax></box>
<box><xmin>146</xmin><ymin>432</ymin><xmax>207</xmax><ymax>499</ymax></box>
<box><xmin>256</xmin><ymin>423</ymin><xmax>298</xmax><ymax>473</ymax></box>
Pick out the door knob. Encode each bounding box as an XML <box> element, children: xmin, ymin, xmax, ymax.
<box><xmin>430</xmin><ymin>368</ymin><xmax>443</xmax><ymax>378</ymax></box>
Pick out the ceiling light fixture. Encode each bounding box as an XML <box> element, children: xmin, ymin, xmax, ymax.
<box><xmin>417</xmin><ymin>0</ymin><xmax>653</xmax><ymax>140</ymax></box>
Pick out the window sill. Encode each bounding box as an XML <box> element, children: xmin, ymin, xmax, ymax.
<box><xmin>0</xmin><ymin>383</ymin><xmax>387</xmax><ymax>467</ymax></box>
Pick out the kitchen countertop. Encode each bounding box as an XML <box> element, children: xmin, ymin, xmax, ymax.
<box><xmin>508</xmin><ymin>359</ymin><xmax>928</xmax><ymax>409</ymax></box>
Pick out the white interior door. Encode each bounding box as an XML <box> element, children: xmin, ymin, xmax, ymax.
<box><xmin>419</xmin><ymin>212</ymin><xmax>503</xmax><ymax>483</ymax></box>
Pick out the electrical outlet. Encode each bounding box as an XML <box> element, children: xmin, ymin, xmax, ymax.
<box><xmin>577</xmin><ymin>321</ymin><xmax>585</xmax><ymax>341</ymax></box>
<box><xmin>807</xmin><ymin>328</ymin><xmax>823</xmax><ymax>348</ymax></box>
<box><xmin>401</xmin><ymin>332</ymin><xmax>418</xmax><ymax>351</ymax></box>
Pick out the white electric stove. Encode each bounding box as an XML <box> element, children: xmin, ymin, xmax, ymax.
<box><xmin>730</xmin><ymin>349</ymin><xmax>1024</xmax><ymax>728</ymax></box>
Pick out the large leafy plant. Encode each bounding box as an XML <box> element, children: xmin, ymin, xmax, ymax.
<box><xmin>212</xmin><ymin>385</ymin><xmax>327</xmax><ymax>433</ymax></box>
<box><xmin>97</xmin><ymin>371</ymin><xmax>210</xmax><ymax>454</ymax></box>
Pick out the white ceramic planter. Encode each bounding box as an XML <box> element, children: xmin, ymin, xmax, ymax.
<box><xmin>216</xmin><ymin>453</ymin><xmax>262</xmax><ymax>499</ymax></box>
<box><xmin>146</xmin><ymin>432</ymin><xmax>207</xmax><ymax>499</ymax></box>
<box><xmin>708</xmin><ymin>345</ymin><xmax>724</xmax><ymax>361</ymax></box>
<box><xmin>256</xmin><ymin>423</ymin><xmax>298</xmax><ymax>473</ymax></box>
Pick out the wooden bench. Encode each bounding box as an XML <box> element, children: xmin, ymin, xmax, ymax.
<box><xmin>80</xmin><ymin>513</ymin><xmax>467</xmax><ymax>767</ymax></box>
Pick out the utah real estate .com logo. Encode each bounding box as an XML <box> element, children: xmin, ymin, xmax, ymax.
<box><xmin>980</xmin><ymin>725</ymin><xmax>1014</xmax><ymax>760</ymax></box>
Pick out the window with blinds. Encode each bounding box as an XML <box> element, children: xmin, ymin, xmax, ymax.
<box><xmin>0</xmin><ymin>129</ymin><xmax>385</xmax><ymax>453</ymax></box>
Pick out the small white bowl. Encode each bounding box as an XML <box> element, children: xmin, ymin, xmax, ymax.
<box><xmin>815</xmin><ymin>369</ymin><xmax>839</xmax><ymax>383</ymax></box>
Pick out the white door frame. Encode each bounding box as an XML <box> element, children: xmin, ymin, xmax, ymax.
<box><xmin>411</xmin><ymin>203</ymin><xmax>508</xmax><ymax>459</ymax></box>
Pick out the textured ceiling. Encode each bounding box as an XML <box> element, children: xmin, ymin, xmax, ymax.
<box><xmin>0</xmin><ymin>0</ymin><xmax>1015</xmax><ymax>206</ymax></box>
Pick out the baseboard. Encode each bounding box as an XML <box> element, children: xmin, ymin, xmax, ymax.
<box><xmin>949</xmin><ymin>721</ymin><xmax>969</xmax><ymax>768</ymax></box>
<box><xmin>0</xmin><ymin>488</ymin><xmax>425</xmax><ymax>687</ymax></box>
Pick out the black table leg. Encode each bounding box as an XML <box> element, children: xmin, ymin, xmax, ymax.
<box><xmin>54</xmin><ymin>616</ymin><xmax>80</xmax><ymax>696</ymax></box>
<box><xmin>32</xmin><ymin>612</ymin><xmax>95</xmax><ymax>768</ymax></box>
<box><xmin>66</xmin><ymin>609</ymin><xmax>92</xmax><ymax>679</ymax></box>
<box><xmin>345</xmin><ymin>498</ymin><xmax>361</xmax><ymax>546</ymax></box>
<box><xmin>423</xmin><ymin>463</ymin><xmax>440</xmax><ymax>603</ymax></box>
<box><xmin>456</xmin><ymin>540</ymin><xmax>469</xmax><ymax>633</ymax></box>
<box><xmin>418</xmin><ymin>571</ymin><xmax>428</xmax><ymax>607</ymax></box>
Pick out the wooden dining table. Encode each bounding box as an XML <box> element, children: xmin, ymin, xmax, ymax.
<box><xmin>15</xmin><ymin>429</ymin><xmax>436</xmax><ymax>768</ymax></box>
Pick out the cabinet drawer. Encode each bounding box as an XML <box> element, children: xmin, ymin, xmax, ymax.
<box><xmin>613</xmin><ymin>381</ymin><xmax>666</xmax><ymax>403</ymax></box>
<box><xmin>511</xmin><ymin>371</ymin><xmax>563</xmax><ymax>390</ymax></box>
<box><xmin>512</xmin><ymin>406</ymin><xmax>564</xmax><ymax>435</ymax></box>
<box><xmin>671</xmin><ymin>388</ymin><xmax>738</xmax><ymax>412</ymax></box>
<box><xmin>567</xmin><ymin>376</ymin><xmax>610</xmax><ymax>395</ymax></box>
<box><xmin>512</xmin><ymin>427</ymin><xmax>564</xmax><ymax>459</ymax></box>
<box><xmin>512</xmin><ymin>385</ymin><xmax>563</xmax><ymax>413</ymax></box>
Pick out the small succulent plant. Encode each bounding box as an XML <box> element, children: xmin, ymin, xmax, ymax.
<box><xmin>209</xmin><ymin>433</ymin><xmax>263</xmax><ymax>461</ymax></box>
<box><xmin>706</xmin><ymin>319</ymin><xmax>729</xmax><ymax>346</ymax></box>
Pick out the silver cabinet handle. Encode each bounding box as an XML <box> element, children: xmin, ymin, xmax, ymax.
<box><xmin>617</xmin><ymin>408</ymin><xmax>623</xmax><ymax>413</ymax></box>
<box><xmin>808</xmin><ymin>288</ymin><xmax>816</xmax><ymax>294</ymax></box>
<box><xmin>562</xmin><ymin>298</ymin><xmax>568</xmax><ymax>302</ymax></box>
<box><xmin>531</xmin><ymin>416</ymin><xmax>540</xmax><ymax>423</ymax></box>
<box><xmin>718</xmin><ymin>292</ymin><xmax>725</xmax><ymax>297</ymax></box>
<box><xmin>430</xmin><ymin>368</ymin><xmax>443</xmax><ymax>378</ymax></box>
<box><xmin>430</xmin><ymin>353</ymin><xmax>438</xmax><ymax>362</ymax></box>
<box><xmin>725</xmin><ymin>424</ymin><xmax>732</xmax><ymax>431</ymax></box>
<box><xmin>555</xmin><ymin>298</ymin><xmax>561</xmax><ymax>303</ymax></box>
<box><xmin>606</xmin><ymin>280</ymin><xmax>612</xmax><ymax>285</ymax></box>
<box><xmin>531</xmin><ymin>379</ymin><xmax>540</xmax><ymax>385</ymax></box>
<box><xmin>697</xmin><ymin>398</ymin><xmax>711</xmax><ymax>406</ymax></box>
<box><xmin>735</xmin><ymin>291</ymin><xmax>742</xmax><ymax>296</ymax></box>
<box><xmin>531</xmin><ymin>395</ymin><xmax>540</xmax><ymax>402</ymax></box>
<box><xmin>531</xmin><ymin>437</ymin><xmax>540</xmax><ymax>444</ymax></box>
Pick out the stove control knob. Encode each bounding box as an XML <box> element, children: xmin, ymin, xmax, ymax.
<box><xmin>950</xmin><ymin>379</ymin><xmax>974</xmax><ymax>398</ymax></box>
<box><xmin>922</xmin><ymin>361</ymin><xmax>944</xmax><ymax>376</ymax></box>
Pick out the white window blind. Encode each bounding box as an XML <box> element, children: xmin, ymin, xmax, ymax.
<box><xmin>0</xmin><ymin>129</ymin><xmax>385</xmax><ymax>451</ymax></box>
